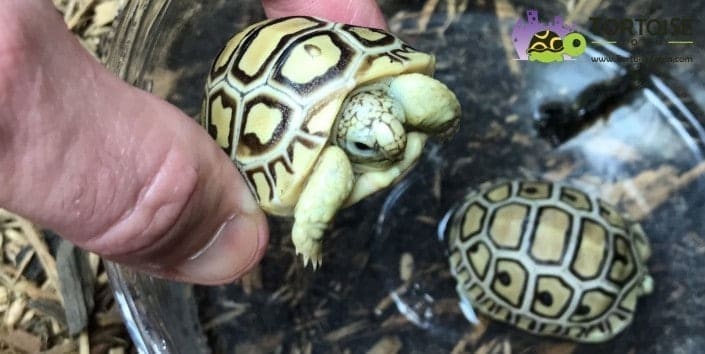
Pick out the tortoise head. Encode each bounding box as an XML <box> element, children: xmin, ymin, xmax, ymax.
<box><xmin>334</xmin><ymin>73</ymin><xmax>460</xmax><ymax>171</ymax></box>
<box><xmin>334</xmin><ymin>86</ymin><xmax>407</xmax><ymax>170</ymax></box>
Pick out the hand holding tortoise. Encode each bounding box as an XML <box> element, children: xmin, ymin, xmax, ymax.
<box><xmin>0</xmin><ymin>0</ymin><xmax>392</xmax><ymax>284</ymax></box>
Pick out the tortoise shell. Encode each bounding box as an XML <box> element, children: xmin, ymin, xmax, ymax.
<box><xmin>443</xmin><ymin>180</ymin><xmax>653</xmax><ymax>342</ymax></box>
<box><xmin>201</xmin><ymin>16</ymin><xmax>435</xmax><ymax>215</ymax></box>
<box><xmin>527</xmin><ymin>30</ymin><xmax>564</xmax><ymax>53</ymax></box>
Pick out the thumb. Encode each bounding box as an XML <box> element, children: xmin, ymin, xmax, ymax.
<box><xmin>0</xmin><ymin>0</ymin><xmax>267</xmax><ymax>284</ymax></box>
<box><xmin>262</xmin><ymin>0</ymin><xmax>388</xmax><ymax>28</ymax></box>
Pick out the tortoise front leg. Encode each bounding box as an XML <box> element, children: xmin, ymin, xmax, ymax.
<box><xmin>344</xmin><ymin>132</ymin><xmax>428</xmax><ymax>206</ymax></box>
<box><xmin>293</xmin><ymin>146</ymin><xmax>354</xmax><ymax>268</ymax></box>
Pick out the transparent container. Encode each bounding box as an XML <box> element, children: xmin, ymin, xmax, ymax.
<box><xmin>105</xmin><ymin>1</ymin><xmax>705</xmax><ymax>353</ymax></box>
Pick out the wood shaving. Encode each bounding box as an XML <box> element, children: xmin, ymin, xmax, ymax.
<box><xmin>389</xmin><ymin>0</ymin><xmax>468</xmax><ymax>36</ymax></box>
<box><xmin>323</xmin><ymin>320</ymin><xmax>370</xmax><ymax>342</ymax></box>
<box><xmin>603</xmin><ymin>162</ymin><xmax>705</xmax><ymax>220</ymax></box>
<box><xmin>366</xmin><ymin>336</ymin><xmax>403</xmax><ymax>354</ymax></box>
<box><xmin>0</xmin><ymin>210</ymin><xmax>130</xmax><ymax>352</ymax></box>
<box><xmin>494</xmin><ymin>0</ymin><xmax>521</xmax><ymax>76</ymax></box>
<box><xmin>399</xmin><ymin>252</ymin><xmax>414</xmax><ymax>282</ymax></box>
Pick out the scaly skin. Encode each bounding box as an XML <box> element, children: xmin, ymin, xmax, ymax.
<box><xmin>293</xmin><ymin>146</ymin><xmax>354</xmax><ymax>268</ymax></box>
<box><xmin>295</xmin><ymin>73</ymin><xmax>460</xmax><ymax>268</ymax></box>
<box><xmin>339</xmin><ymin>73</ymin><xmax>460</xmax><ymax>204</ymax></box>
<box><xmin>388</xmin><ymin>73</ymin><xmax>461</xmax><ymax>138</ymax></box>
<box><xmin>345</xmin><ymin>132</ymin><xmax>427</xmax><ymax>206</ymax></box>
<box><xmin>335</xmin><ymin>88</ymin><xmax>407</xmax><ymax>169</ymax></box>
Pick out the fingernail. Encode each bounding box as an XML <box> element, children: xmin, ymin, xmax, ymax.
<box><xmin>175</xmin><ymin>214</ymin><xmax>262</xmax><ymax>284</ymax></box>
<box><xmin>227</xmin><ymin>167</ymin><xmax>260</xmax><ymax>215</ymax></box>
<box><xmin>237</xmin><ymin>186</ymin><xmax>260</xmax><ymax>215</ymax></box>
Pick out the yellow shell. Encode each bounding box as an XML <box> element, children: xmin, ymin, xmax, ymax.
<box><xmin>202</xmin><ymin>16</ymin><xmax>435</xmax><ymax>215</ymax></box>
<box><xmin>444</xmin><ymin>180</ymin><xmax>652</xmax><ymax>342</ymax></box>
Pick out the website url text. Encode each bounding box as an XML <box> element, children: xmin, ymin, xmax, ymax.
<box><xmin>590</xmin><ymin>56</ymin><xmax>694</xmax><ymax>63</ymax></box>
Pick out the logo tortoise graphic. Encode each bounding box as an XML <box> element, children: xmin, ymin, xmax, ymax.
<box><xmin>527</xmin><ymin>30</ymin><xmax>587</xmax><ymax>63</ymax></box>
<box><xmin>512</xmin><ymin>9</ymin><xmax>588</xmax><ymax>63</ymax></box>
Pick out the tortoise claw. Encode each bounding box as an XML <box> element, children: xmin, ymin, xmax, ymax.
<box><xmin>298</xmin><ymin>252</ymin><xmax>322</xmax><ymax>270</ymax></box>
<box><xmin>312</xmin><ymin>257</ymin><xmax>322</xmax><ymax>270</ymax></box>
<box><xmin>292</xmin><ymin>225</ymin><xmax>324</xmax><ymax>270</ymax></box>
<box><xmin>296</xmin><ymin>242</ymin><xmax>322</xmax><ymax>269</ymax></box>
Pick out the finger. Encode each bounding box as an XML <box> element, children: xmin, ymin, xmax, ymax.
<box><xmin>262</xmin><ymin>0</ymin><xmax>387</xmax><ymax>29</ymax></box>
<box><xmin>0</xmin><ymin>0</ymin><xmax>268</xmax><ymax>285</ymax></box>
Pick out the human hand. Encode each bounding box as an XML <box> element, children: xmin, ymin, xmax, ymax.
<box><xmin>0</xmin><ymin>0</ymin><xmax>385</xmax><ymax>285</ymax></box>
<box><xmin>262</xmin><ymin>0</ymin><xmax>387</xmax><ymax>29</ymax></box>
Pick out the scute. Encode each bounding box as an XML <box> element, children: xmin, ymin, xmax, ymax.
<box><xmin>271</xmin><ymin>30</ymin><xmax>357</xmax><ymax>98</ymax></box>
<box><xmin>342</xmin><ymin>25</ymin><xmax>396</xmax><ymax>47</ymax></box>
<box><xmin>491</xmin><ymin>258</ymin><xmax>528</xmax><ymax>307</ymax></box>
<box><xmin>229</xmin><ymin>17</ymin><xmax>326</xmax><ymax>89</ymax></box>
<box><xmin>460</xmin><ymin>203</ymin><xmax>486</xmax><ymax>241</ymax></box>
<box><xmin>570</xmin><ymin>219</ymin><xmax>608</xmax><ymax>280</ymax></box>
<box><xmin>205</xmin><ymin>88</ymin><xmax>240</xmax><ymax>155</ymax></box>
<box><xmin>466</xmin><ymin>241</ymin><xmax>491</xmax><ymax>280</ymax></box>
<box><xmin>202</xmin><ymin>16</ymin><xmax>435</xmax><ymax>214</ymax></box>
<box><xmin>530</xmin><ymin>207</ymin><xmax>571</xmax><ymax>265</ymax></box>
<box><xmin>445</xmin><ymin>180</ymin><xmax>652</xmax><ymax>342</ymax></box>
<box><xmin>488</xmin><ymin>203</ymin><xmax>528</xmax><ymax>250</ymax></box>
<box><xmin>531</xmin><ymin>276</ymin><xmax>574</xmax><ymax>319</ymax></box>
<box><xmin>237</xmin><ymin>94</ymin><xmax>292</xmax><ymax>158</ymax></box>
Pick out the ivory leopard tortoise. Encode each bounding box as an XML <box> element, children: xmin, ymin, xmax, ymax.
<box><xmin>202</xmin><ymin>16</ymin><xmax>461</xmax><ymax>267</ymax></box>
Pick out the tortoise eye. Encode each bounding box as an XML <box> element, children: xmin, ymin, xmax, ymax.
<box><xmin>354</xmin><ymin>142</ymin><xmax>373</xmax><ymax>151</ymax></box>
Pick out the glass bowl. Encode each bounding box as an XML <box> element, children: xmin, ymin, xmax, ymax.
<box><xmin>105</xmin><ymin>1</ymin><xmax>705</xmax><ymax>353</ymax></box>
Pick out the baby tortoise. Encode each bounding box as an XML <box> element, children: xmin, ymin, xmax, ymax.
<box><xmin>202</xmin><ymin>16</ymin><xmax>461</xmax><ymax>268</ymax></box>
<box><xmin>440</xmin><ymin>180</ymin><xmax>653</xmax><ymax>342</ymax></box>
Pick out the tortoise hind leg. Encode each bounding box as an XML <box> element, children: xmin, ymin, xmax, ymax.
<box><xmin>293</xmin><ymin>146</ymin><xmax>354</xmax><ymax>269</ymax></box>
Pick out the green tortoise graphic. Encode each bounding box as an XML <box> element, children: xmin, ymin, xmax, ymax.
<box><xmin>527</xmin><ymin>30</ymin><xmax>587</xmax><ymax>63</ymax></box>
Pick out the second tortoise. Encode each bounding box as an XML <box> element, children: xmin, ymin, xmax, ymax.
<box><xmin>441</xmin><ymin>180</ymin><xmax>653</xmax><ymax>342</ymax></box>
